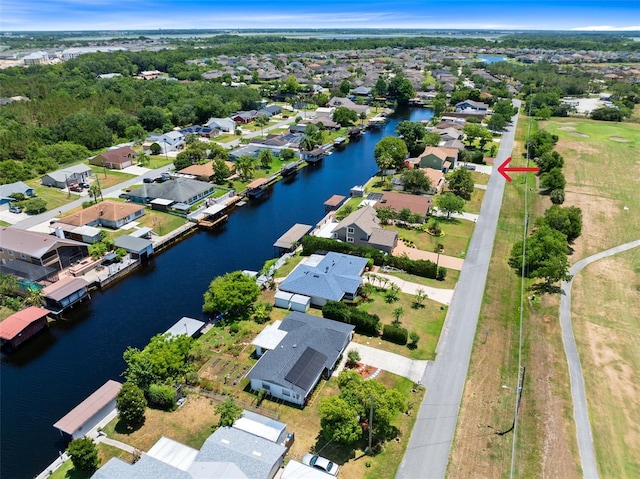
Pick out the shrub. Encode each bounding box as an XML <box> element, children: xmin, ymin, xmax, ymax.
<box><xmin>550</xmin><ymin>188</ymin><xmax>565</xmax><ymax>205</ymax></box>
<box><xmin>185</xmin><ymin>371</ymin><xmax>200</xmax><ymax>385</ymax></box>
<box><xmin>436</xmin><ymin>267</ymin><xmax>447</xmax><ymax>281</ymax></box>
<box><xmin>409</xmin><ymin>332</ymin><xmax>420</xmax><ymax>345</ymax></box>
<box><xmin>346</xmin><ymin>349</ymin><xmax>361</xmax><ymax>368</ymax></box>
<box><xmin>67</xmin><ymin>438</ymin><xmax>99</xmax><ymax>474</ymax></box>
<box><xmin>382</xmin><ymin>324</ymin><xmax>409</xmax><ymax>345</ymax></box>
<box><xmin>322</xmin><ymin>301</ymin><xmax>380</xmax><ymax>336</ymax></box>
<box><xmin>147</xmin><ymin>383</ymin><xmax>177</xmax><ymax>411</ymax></box>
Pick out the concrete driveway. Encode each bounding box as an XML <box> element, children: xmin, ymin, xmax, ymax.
<box><xmin>365</xmin><ymin>271</ymin><xmax>454</xmax><ymax>305</ymax></box>
<box><xmin>334</xmin><ymin>343</ymin><xmax>428</xmax><ymax>384</ymax></box>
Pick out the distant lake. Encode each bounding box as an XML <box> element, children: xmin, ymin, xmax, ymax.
<box><xmin>476</xmin><ymin>55</ymin><xmax>507</xmax><ymax>64</ymax></box>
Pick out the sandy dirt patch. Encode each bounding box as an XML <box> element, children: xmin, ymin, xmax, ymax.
<box><xmin>393</xmin><ymin>241</ymin><xmax>464</xmax><ymax>270</ymax></box>
<box><xmin>558</xmin><ymin>126</ymin><xmax>576</xmax><ymax>131</ymax></box>
<box><xmin>609</xmin><ymin>136</ymin><xmax>629</xmax><ymax>142</ymax></box>
<box><xmin>569</xmin><ymin>132</ymin><xmax>589</xmax><ymax>138</ymax></box>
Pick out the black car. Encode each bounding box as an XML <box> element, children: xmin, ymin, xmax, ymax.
<box><xmin>143</xmin><ymin>177</ymin><xmax>154</xmax><ymax>183</ymax></box>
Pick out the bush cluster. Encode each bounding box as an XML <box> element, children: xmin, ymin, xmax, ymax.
<box><xmin>322</xmin><ymin>301</ymin><xmax>381</xmax><ymax>336</ymax></box>
<box><xmin>382</xmin><ymin>324</ymin><xmax>409</xmax><ymax>345</ymax></box>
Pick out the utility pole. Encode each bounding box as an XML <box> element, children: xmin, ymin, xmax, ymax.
<box><xmin>368</xmin><ymin>394</ymin><xmax>374</xmax><ymax>454</ymax></box>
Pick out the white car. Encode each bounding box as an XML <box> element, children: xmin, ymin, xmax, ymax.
<box><xmin>301</xmin><ymin>454</ymin><xmax>339</xmax><ymax>476</ymax></box>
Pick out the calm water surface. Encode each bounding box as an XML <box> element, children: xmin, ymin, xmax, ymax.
<box><xmin>1</xmin><ymin>107</ymin><xmax>432</xmax><ymax>479</ymax></box>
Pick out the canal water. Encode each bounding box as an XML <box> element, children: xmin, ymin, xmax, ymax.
<box><xmin>1</xmin><ymin>106</ymin><xmax>432</xmax><ymax>479</ymax></box>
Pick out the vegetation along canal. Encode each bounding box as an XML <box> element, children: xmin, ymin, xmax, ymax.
<box><xmin>1</xmin><ymin>106</ymin><xmax>433</xmax><ymax>479</ymax></box>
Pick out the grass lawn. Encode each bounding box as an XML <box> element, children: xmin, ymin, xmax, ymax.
<box><xmin>388</xmin><ymin>269</ymin><xmax>459</xmax><ymax>290</ymax></box>
<box><xmin>89</xmin><ymin>167</ymin><xmax>135</xmax><ymax>189</ymax></box>
<box><xmin>25</xmin><ymin>178</ymin><xmax>76</xmax><ymax>211</ymax></box>
<box><xmin>357</xmin><ymin>289</ymin><xmax>446</xmax><ymax>360</ymax></box>
<box><xmin>466</xmin><ymin>187</ymin><xmax>485</xmax><ymax>215</ymax></box>
<box><xmin>142</xmin><ymin>155</ymin><xmax>175</xmax><ymax>170</ymax></box>
<box><xmin>134</xmin><ymin>209</ymin><xmax>187</xmax><ymax>236</ymax></box>
<box><xmin>448</xmin><ymin>114</ymin><xmax>581</xmax><ymax>478</ymax></box>
<box><xmin>48</xmin><ymin>444</ymin><xmax>134</xmax><ymax>479</ymax></box>
<box><xmin>471</xmin><ymin>170</ymin><xmax>490</xmax><ymax>185</ymax></box>
<box><xmin>388</xmin><ymin>218</ymin><xmax>474</xmax><ymax>258</ymax></box>
<box><xmin>273</xmin><ymin>253</ymin><xmax>305</xmax><ymax>279</ymax></box>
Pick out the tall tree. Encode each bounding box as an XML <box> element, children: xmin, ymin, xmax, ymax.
<box><xmin>540</xmin><ymin>167</ymin><xmax>566</xmax><ymax>192</ymax></box>
<box><xmin>67</xmin><ymin>438</ymin><xmax>99</xmax><ymax>475</ymax></box>
<box><xmin>254</xmin><ymin>114</ymin><xmax>269</xmax><ymax>137</ymax></box>
<box><xmin>446</xmin><ymin>168</ymin><xmax>474</xmax><ymax>199</ymax></box>
<box><xmin>387</xmin><ymin>71</ymin><xmax>415</xmax><ymax>105</ymax></box>
<box><xmin>216</xmin><ymin>398</ymin><xmax>243</xmax><ymax>427</ymax></box>
<box><xmin>374</xmin><ymin>136</ymin><xmax>408</xmax><ymax>170</ymax></box>
<box><xmin>258</xmin><ymin>149</ymin><xmax>273</xmax><ymax>169</ymax></box>
<box><xmin>395</xmin><ymin>121</ymin><xmax>427</xmax><ymax>156</ymax></box>
<box><xmin>234</xmin><ymin>155</ymin><xmax>256</xmax><ymax>180</ymax></box>
<box><xmin>434</xmin><ymin>192</ymin><xmax>465</xmax><ymax>219</ymax></box>
<box><xmin>115</xmin><ymin>382</ymin><xmax>147</xmax><ymax>429</ymax></box>
<box><xmin>203</xmin><ymin>270</ymin><xmax>261</xmax><ymax>319</ymax></box>
<box><xmin>401</xmin><ymin>168</ymin><xmax>432</xmax><ymax>194</ymax></box>
<box><xmin>332</xmin><ymin>106</ymin><xmax>358</xmax><ymax>127</ymax></box>
<box><xmin>538</xmin><ymin>205</ymin><xmax>583</xmax><ymax>242</ymax></box>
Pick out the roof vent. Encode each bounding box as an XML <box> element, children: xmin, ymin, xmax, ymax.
<box><xmin>221</xmin><ymin>439</ymin><xmax>230</xmax><ymax>445</ymax></box>
<box><xmin>252</xmin><ymin>451</ymin><xmax>262</xmax><ymax>457</ymax></box>
<box><xmin>292</xmin><ymin>344</ymin><xmax>297</xmax><ymax>348</ymax></box>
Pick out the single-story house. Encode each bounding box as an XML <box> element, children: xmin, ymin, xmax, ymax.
<box><xmin>0</xmin><ymin>228</ymin><xmax>88</xmax><ymax>272</ymax></box>
<box><xmin>178</xmin><ymin>161</ymin><xmax>235</xmax><ymax>182</ymax></box>
<box><xmin>232</xmin><ymin>110</ymin><xmax>258</xmax><ymax>124</ymax></box>
<box><xmin>351</xmin><ymin>85</ymin><xmax>372</xmax><ymax>96</ymax></box>
<box><xmin>278</xmin><ymin>252</ymin><xmax>369</xmax><ymax>306</ymax></box>
<box><xmin>0</xmin><ymin>181</ymin><xmax>35</xmax><ymax>201</ymax></box>
<box><xmin>407</xmin><ymin>145</ymin><xmax>459</xmax><ymax>172</ymax></box>
<box><xmin>114</xmin><ymin>235</ymin><xmax>154</xmax><ymax>260</ymax></box>
<box><xmin>205</xmin><ymin>117</ymin><xmax>236</xmax><ymax>134</ymax></box>
<box><xmin>54</xmin><ymin>380</ymin><xmax>122</xmax><ymax>439</ymax></box>
<box><xmin>246</xmin><ymin>312</ymin><xmax>354</xmax><ymax>406</ymax></box>
<box><xmin>179</xmin><ymin>124</ymin><xmax>215</xmax><ymax>138</ymax></box>
<box><xmin>92</xmin><ymin>424</ymin><xmax>287</xmax><ymax>479</ymax></box>
<box><xmin>41</xmin><ymin>164</ymin><xmax>92</xmax><ymax>189</ymax></box>
<box><xmin>41</xmin><ymin>276</ymin><xmax>90</xmax><ymax>315</ymax></box>
<box><xmin>89</xmin><ymin>146</ymin><xmax>137</xmax><ymax>170</ymax></box>
<box><xmin>455</xmin><ymin>99</ymin><xmax>489</xmax><ymax>114</ymax></box>
<box><xmin>57</xmin><ymin>200</ymin><xmax>145</xmax><ymax>230</ymax></box>
<box><xmin>0</xmin><ymin>306</ymin><xmax>50</xmax><ymax>351</ymax></box>
<box><xmin>51</xmin><ymin>223</ymin><xmax>103</xmax><ymax>244</ymax></box>
<box><xmin>125</xmin><ymin>178</ymin><xmax>215</xmax><ymax>205</ymax></box>
<box><xmin>332</xmin><ymin>206</ymin><xmax>398</xmax><ymax>254</ymax></box>
<box><xmin>327</xmin><ymin>97</ymin><xmax>370</xmax><ymax>116</ymax></box>
<box><xmin>377</xmin><ymin>191</ymin><xmax>432</xmax><ymax>217</ymax></box>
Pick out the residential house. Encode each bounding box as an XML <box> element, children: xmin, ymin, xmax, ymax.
<box><xmin>57</xmin><ymin>200</ymin><xmax>145</xmax><ymax>229</ymax></box>
<box><xmin>351</xmin><ymin>85</ymin><xmax>372</xmax><ymax>96</ymax></box>
<box><xmin>232</xmin><ymin>110</ymin><xmax>258</xmax><ymax>124</ymax></box>
<box><xmin>179</xmin><ymin>124</ymin><xmax>216</xmax><ymax>138</ymax></box>
<box><xmin>0</xmin><ymin>181</ymin><xmax>35</xmax><ymax>212</ymax></box>
<box><xmin>455</xmin><ymin>99</ymin><xmax>489</xmax><ymax>114</ymax></box>
<box><xmin>41</xmin><ymin>164</ymin><xmax>92</xmax><ymax>189</ymax></box>
<box><xmin>92</xmin><ymin>422</ymin><xmax>287</xmax><ymax>479</ymax></box>
<box><xmin>0</xmin><ymin>228</ymin><xmax>88</xmax><ymax>272</ymax></box>
<box><xmin>257</xmin><ymin>105</ymin><xmax>282</xmax><ymax>117</ymax></box>
<box><xmin>178</xmin><ymin>161</ymin><xmax>235</xmax><ymax>182</ymax></box>
<box><xmin>247</xmin><ymin>312</ymin><xmax>354</xmax><ymax>406</ymax></box>
<box><xmin>146</xmin><ymin>131</ymin><xmax>185</xmax><ymax>153</ymax></box>
<box><xmin>377</xmin><ymin>191</ymin><xmax>432</xmax><ymax>217</ymax></box>
<box><xmin>327</xmin><ymin>97</ymin><xmax>370</xmax><ymax>116</ymax></box>
<box><xmin>205</xmin><ymin>117</ymin><xmax>236</xmax><ymax>134</ymax></box>
<box><xmin>408</xmin><ymin>145</ymin><xmax>459</xmax><ymax>172</ymax></box>
<box><xmin>278</xmin><ymin>252</ymin><xmax>369</xmax><ymax>306</ymax></box>
<box><xmin>332</xmin><ymin>206</ymin><xmax>398</xmax><ymax>253</ymax></box>
<box><xmin>89</xmin><ymin>146</ymin><xmax>137</xmax><ymax>170</ymax></box>
<box><xmin>125</xmin><ymin>178</ymin><xmax>215</xmax><ymax>205</ymax></box>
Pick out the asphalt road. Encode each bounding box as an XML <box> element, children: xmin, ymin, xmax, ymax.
<box><xmin>397</xmin><ymin>100</ymin><xmax>521</xmax><ymax>479</ymax></box>
<box><xmin>560</xmin><ymin>239</ymin><xmax>640</xmax><ymax>479</ymax></box>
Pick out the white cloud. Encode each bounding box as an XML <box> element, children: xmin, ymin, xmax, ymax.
<box><xmin>571</xmin><ymin>25</ymin><xmax>640</xmax><ymax>31</ymax></box>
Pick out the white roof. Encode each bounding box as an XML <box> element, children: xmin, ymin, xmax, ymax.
<box><xmin>129</xmin><ymin>227</ymin><xmax>153</xmax><ymax>238</ymax></box>
<box><xmin>202</xmin><ymin>204</ymin><xmax>227</xmax><ymax>216</ymax></box>
<box><xmin>71</xmin><ymin>225</ymin><xmax>102</xmax><ymax>236</ymax></box>
<box><xmin>147</xmin><ymin>436</ymin><xmax>198</xmax><ymax>471</ymax></box>
<box><xmin>232</xmin><ymin>410</ymin><xmax>286</xmax><ymax>443</ymax></box>
<box><xmin>150</xmin><ymin>198</ymin><xmax>174</xmax><ymax>206</ymax></box>
<box><xmin>282</xmin><ymin>460</ymin><xmax>335</xmax><ymax>478</ymax></box>
<box><xmin>251</xmin><ymin>320</ymin><xmax>287</xmax><ymax>350</ymax></box>
<box><xmin>164</xmin><ymin>317</ymin><xmax>205</xmax><ymax>337</ymax></box>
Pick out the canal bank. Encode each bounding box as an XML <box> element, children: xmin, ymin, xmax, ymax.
<box><xmin>0</xmin><ymin>107</ymin><xmax>434</xmax><ymax>479</ymax></box>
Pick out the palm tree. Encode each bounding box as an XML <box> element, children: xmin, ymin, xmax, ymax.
<box><xmin>359</xmin><ymin>111</ymin><xmax>367</xmax><ymax>126</ymax></box>
<box><xmin>137</xmin><ymin>153</ymin><xmax>151</xmax><ymax>167</ymax></box>
<box><xmin>88</xmin><ymin>183</ymin><xmax>102</xmax><ymax>204</ymax></box>
<box><xmin>235</xmin><ymin>155</ymin><xmax>256</xmax><ymax>181</ymax></box>
<box><xmin>254</xmin><ymin>114</ymin><xmax>269</xmax><ymax>138</ymax></box>
<box><xmin>300</xmin><ymin>135</ymin><xmax>316</xmax><ymax>152</ymax></box>
<box><xmin>23</xmin><ymin>287</ymin><xmax>43</xmax><ymax>307</ymax></box>
<box><xmin>392</xmin><ymin>307</ymin><xmax>405</xmax><ymax>326</ymax></box>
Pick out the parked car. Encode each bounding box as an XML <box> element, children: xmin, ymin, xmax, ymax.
<box><xmin>143</xmin><ymin>177</ymin><xmax>154</xmax><ymax>183</ymax></box>
<box><xmin>80</xmin><ymin>182</ymin><xmax>90</xmax><ymax>188</ymax></box>
<box><xmin>9</xmin><ymin>206</ymin><xmax>22</xmax><ymax>214</ymax></box>
<box><xmin>463</xmin><ymin>164</ymin><xmax>477</xmax><ymax>171</ymax></box>
<box><xmin>69</xmin><ymin>184</ymin><xmax>83</xmax><ymax>192</ymax></box>
<box><xmin>301</xmin><ymin>454</ymin><xmax>339</xmax><ymax>476</ymax></box>
<box><xmin>160</xmin><ymin>172</ymin><xmax>171</xmax><ymax>179</ymax></box>
<box><xmin>154</xmin><ymin>176</ymin><xmax>167</xmax><ymax>183</ymax></box>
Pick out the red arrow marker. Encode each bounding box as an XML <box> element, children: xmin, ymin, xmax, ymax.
<box><xmin>497</xmin><ymin>157</ymin><xmax>539</xmax><ymax>182</ymax></box>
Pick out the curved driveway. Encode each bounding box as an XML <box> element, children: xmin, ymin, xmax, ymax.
<box><xmin>560</xmin><ymin>239</ymin><xmax>640</xmax><ymax>479</ymax></box>
<box><xmin>397</xmin><ymin>100</ymin><xmax>521</xmax><ymax>479</ymax></box>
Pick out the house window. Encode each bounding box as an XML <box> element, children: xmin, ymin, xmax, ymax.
<box><xmin>282</xmin><ymin>389</ymin><xmax>291</xmax><ymax>397</ymax></box>
<box><xmin>347</xmin><ymin>237</ymin><xmax>354</xmax><ymax>243</ymax></box>
<box><xmin>262</xmin><ymin>383</ymin><xmax>271</xmax><ymax>391</ymax></box>
<box><xmin>347</xmin><ymin>227</ymin><xmax>354</xmax><ymax>234</ymax></box>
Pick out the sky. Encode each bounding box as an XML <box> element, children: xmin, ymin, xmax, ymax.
<box><xmin>1</xmin><ymin>0</ymin><xmax>639</xmax><ymax>32</ymax></box>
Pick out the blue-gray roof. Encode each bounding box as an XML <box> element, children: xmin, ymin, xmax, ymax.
<box><xmin>278</xmin><ymin>252</ymin><xmax>368</xmax><ymax>302</ymax></box>
<box><xmin>246</xmin><ymin>312</ymin><xmax>354</xmax><ymax>397</ymax></box>
<box><xmin>127</xmin><ymin>178</ymin><xmax>214</xmax><ymax>204</ymax></box>
<box><xmin>0</xmin><ymin>181</ymin><xmax>33</xmax><ymax>198</ymax></box>
<box><xmin>91</xmin><ymin>455</ymin><xmax>192</xmax><ymax>479</ymax></box>
<box><xmin>197</xmin><ymin>427</ymin><xmax>285</xmax><ymax>479</ymax></box>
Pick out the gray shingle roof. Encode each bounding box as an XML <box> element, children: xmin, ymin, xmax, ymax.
<box><xmin>127</xmin><ymin>178</ymin><xmax>214</xmax><ymax>204</ymax></box>
<box><xmin>278</xmin><ymin>252</ymin><xmax>367</xmax><ymax>302</ymax></box>
<box><xmin>334</xmin><ymin>206</ymin><xmax>379</xmax><ymax>237</ymax></box>
<box><xmin>246</xmin><ymin>312</ymin><xmax>354</xmax><ymax>397</ymax></box>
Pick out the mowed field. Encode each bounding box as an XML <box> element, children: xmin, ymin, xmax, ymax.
<box><xmin>544</xmin><ymin>118</ymin><xmax>640</xmax><ymax>478</ymax></box>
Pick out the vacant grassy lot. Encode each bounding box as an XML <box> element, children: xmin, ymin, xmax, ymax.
<box><xmin>388</xmin><ymin>268</ymin><xmax>459</xmax><ymax>290</ymax></box>
<box><xmin>24</xmin><ymin>178</ymin><xmax>75</xmax><ymax>211</ymax></box>
<box><xmin>89</xmin><ymin>167</ymin><xmax>136</xmax><ymax>189</ymax></box>
<box><xmin>465</xmin><ymin>187</ymin><xmax>485</xmax><ymax>214</ymax></box>
<box><xmin>572</xmin><ymin>248</ymin><xmax>640</xmax><ymax>478</ymax></box>
<box><xmin>448</xmin><ymin>115</ymin><xmax>581</xmax><ymax>479</ymax></box>
<box><xmin>389</xmin><ymin>218</ymin><xmax>474</xmax><ymax>258</ymax></box>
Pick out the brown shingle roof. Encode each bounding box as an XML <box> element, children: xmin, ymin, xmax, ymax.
<box><xmin>94</xmin><ymin>146</ymin><xmax>137</xmax><ymax>165</ymax></box>
<box><xmin>58</xmin><ymin>200</ymin><xmax>144</xmax><ymax>227</ymax></box>
<box><xmin>379</xmin><ymin>192</ymin><xmax>432</xmax><ymax>215</ymax></box>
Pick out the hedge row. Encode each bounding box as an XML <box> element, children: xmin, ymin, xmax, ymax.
<box><xmin>301</xmin><ymin>236</ymin><xmax>438</xmax><ymax>279</ymax></box>
<box><xmin>322</xmin><ymin>301</ymin><xmax>381</xmax><ymax>336</ymax></box>
<box><xmin>382</xmin><ymin>324</ymin><xmax>409</xmax><ymax>345</ymax></box>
